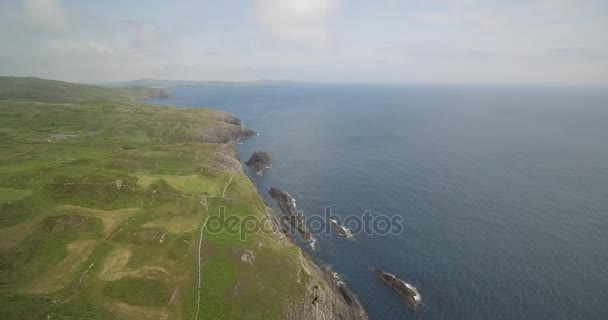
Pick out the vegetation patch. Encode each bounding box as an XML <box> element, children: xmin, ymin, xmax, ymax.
<box><xmin>19</xmin><ymin>239</ymin><xmax>97</xmax><ymax>294</ymax></box>
<box><xmin>0</xmin><ymin>214</ymin><xmax>103</xmax><ymax>285</ymax></box>
<box><xmin>0</xmin><ymin>188</ymin><xmax>32</xmax><ymax>203</ymax></box>
<box><xmin>103</xmin><ymin>278</ymin><xmax>171</xmax><ymax>306</ymax></box>
<box><xmin>0</xmin><ymin>218</ymin><xmax>40</xmax><ymax>252</ymax></box>
<box><xmin>142</xmin><ymin>215</ymin><xmax>201</xmax><ymax>233</ymax></box>
<box><xmin>57</xmin><ymin>205</ymin><xmax>141</xmax><ymax>236</ymax></box>
<box><xmin>136</xmin><ymin>173</ymin><xmax>226</xmax><ymax>197</ymax></box>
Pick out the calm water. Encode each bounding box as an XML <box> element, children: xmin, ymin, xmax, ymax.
<box><xmin>150</xmin><ymin>84</ymin><xmax>608</xmax><ymax>320</ymax></box>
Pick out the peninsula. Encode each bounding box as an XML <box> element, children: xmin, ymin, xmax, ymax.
<box><xmin>0</xmin><ymin>77</ymin><xmax>367</xmax><ymax>320</ymax></box>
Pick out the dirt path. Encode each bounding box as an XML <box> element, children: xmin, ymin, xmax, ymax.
<box><xmin>221</xmin><ymin>174</ymin><xmax>234</xmax><ymax>198</ymax></box>
<box><xmin>193</xmin><ymin>197</ymin><xmax>211</xmax><ymax>320</ymax></box>
<box><xmin>168</xmin><ymin>286</ymin><xmax>180</xmax><ymax>306</ymax></box>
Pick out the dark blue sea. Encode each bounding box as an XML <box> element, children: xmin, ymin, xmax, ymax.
<box><xmin>150</xmin><ymin>84</ymin><xmax>608</xmax><ymax>320</ymax></box>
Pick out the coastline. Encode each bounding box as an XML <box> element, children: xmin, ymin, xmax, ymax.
<box><xmin>138</xmin><ymin>93</ymin><xmax>369</xmax><ymax>319</ymax></box>
<box><xmin>235</xmin><ymin>125</ymin><xmax>368</xmax><ymax>320</ymax></box>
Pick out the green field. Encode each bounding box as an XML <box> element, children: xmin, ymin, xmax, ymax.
<box><xmin>0</xmin><ymin>77</ymin><xmax>311</xmax><ymax>320</ymax></box>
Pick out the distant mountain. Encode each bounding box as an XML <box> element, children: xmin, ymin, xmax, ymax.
<box><xmin>108</xmin><ymin>78</ymin><xmax>299</xmax><ymax>89</ymax></box>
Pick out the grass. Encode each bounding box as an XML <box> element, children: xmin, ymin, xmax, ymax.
<box><xmin>0</xmin><ymin>188</ymin><xmax>32</xmax><ymax>203</ymax></box>
<box><xmin>0</xmin><ymin>76</ymin><xmax>310</xmax><ymax>320</ymax></box>
<box><xmin>103</xmin><ymin>278</ymin><xmax>171</xmax><ymax>306</ymax></box>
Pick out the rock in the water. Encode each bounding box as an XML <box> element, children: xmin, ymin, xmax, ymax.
<box><xmin>329</xmin><ymin>219</ymin><xmax>353</xmax><ymax>238</ymax></box>
<box><xmin>371</xmin><ymin>268</ymin><xmax>421</xmax><ymax>307</ymax></box>
<box><xmin>245</xmin><ymin>151</ymin><xmax>272</xmax><ymax>174</ymax></box>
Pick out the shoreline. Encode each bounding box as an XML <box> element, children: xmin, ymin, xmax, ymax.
<box><xmin>236</xmin><ymin>125</ymin><xmax>368</xmax><ymax>320</ymax></box>
<box><xmin>141</xmin><ymin>90</ymin><xmax>368</xmax><ymax>319</ymax></box>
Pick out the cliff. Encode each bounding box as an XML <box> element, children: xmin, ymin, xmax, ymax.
<box><xmin>269</xmin><ymin>187</ymin><xmax>313</xmax><ymax>242</ymax></box>
<box><xmin>285</xmin><ymin>258</ymin><xmax>368</xmax><ymax>320</ymax></box>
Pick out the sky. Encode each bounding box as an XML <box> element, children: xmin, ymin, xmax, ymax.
<box><xmin>1</xmin><ymin>0</ymin><xmax>607</xmax><ymax>85</ymax></box>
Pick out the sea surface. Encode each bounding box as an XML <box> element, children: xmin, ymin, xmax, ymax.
<box><xmin>149</xmin><ymin>84</ymin><xmax>608</xmax><ymax>320</ymax></box>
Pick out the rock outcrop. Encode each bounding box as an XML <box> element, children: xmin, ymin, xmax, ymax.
<box><xmin>245</xmin><ymin>151</ymin><xmax>272</xmax><ymax>174</ymax></box>
<box><xmin>196</xmin><ymin>124</ymin><xmax>256</xmax><ymax>144</ymax></box>
<box><xmin>285</xmin><ymin>258</ymin><xmax>368</xmax><ymax>320</ymax></box>
<box><xmin>268</xmin><ymin>188</ymin><xmax>314</xmax><ymax>246</ymax></box>
<box><xmin>370</xmin><ymin>268</ymin><xmax>421</xmax><ymax>307</ymax></box>
<box><xmin>194</xmin><ymin>111</ymin><xmax>256</xmax><ymax>144</ymax></box>
<box><xmin>329</xmin><ymin>219</ymin><xmax>353</xmax><ymax>238</ymax></box>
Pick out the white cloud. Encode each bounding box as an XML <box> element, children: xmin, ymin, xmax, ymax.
<box><xmin>413</xmin><ymin>8</ymin><xmax>506</xmax><ymax>29</ymax></box>
<box><xmin>254</xmin><ymin>0</ymin><xmax>339</xmax><ymax>46</ymax></box>
<box><xmin>0</xmin><ymin>0</ymin><xmax>607</xmax><ymax>85</ymax></box>
<box><xmin>22</xmin><ymin>0</ymin><xmax>73</xmax><ymax>33</ymax></box>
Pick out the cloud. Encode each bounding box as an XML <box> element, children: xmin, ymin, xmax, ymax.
<box><xmin>254</xmin><ymin>0</ymin><xmax>339</xmax><ymax>46</ymax></box>
<box><xmin>1</xmin><ymin>0</ymin><xmax>607</xmax><ymax>85</ymax></box>
<box><xmin>21</xmin><ymin>0</ymin><xmax>73</xmax><ymax>33</ymax></box>
<box><xmin>531</xmin><ymin>47</ymin><xmax>608</xmax><ymax>63</ymax></box>
<box><xmin>413</xmin><ymin>8</ymin><xmax>506</xmax><ymax>29</ymax></box>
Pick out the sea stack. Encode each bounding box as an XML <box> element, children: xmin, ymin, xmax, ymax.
<box><xmin>371</xmin><ymin>268</ymin><xmax>421</xmax><ymax>307</ymax></box>
<box><xmin>245</xmin><ymin>151</ymin><xmax>272</xmax><ymax>174</ymax></box>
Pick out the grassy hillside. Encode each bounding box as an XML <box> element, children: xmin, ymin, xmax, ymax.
<box><xmin>0</xmin><ymin>77</ymin><xmax>310</xmax><ymax>320</ymax></box>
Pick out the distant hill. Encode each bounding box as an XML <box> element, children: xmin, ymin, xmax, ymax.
<box><xmin>109</xmin><ymin>78</ymin><xmax>299</xmax><ymax>89</ymax></box>
<box><xmin>0</xmin><ymin>76</ymin><xmax>171</xmax><ymax>103</ymax></box>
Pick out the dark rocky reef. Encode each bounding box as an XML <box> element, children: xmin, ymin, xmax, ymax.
<box><xmin>329</xmin><ymin>219</ymin><xmax>353</xmax><ymax>238</ymax></box>
<box><xmin>371</xmin><ymin>268</ymin><xmax>421</xmax><ymax>307</ymax></box>
<box><xmin>268</xmin><ymin>187</ymin><xmax>314</xmax><ymax>247</ymax></box>
<box><xmin>245</xmin><ymin>151</ymin><xmax>272</xmax><ymax>174</ymax></box>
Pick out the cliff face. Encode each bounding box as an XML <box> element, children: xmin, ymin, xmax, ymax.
<box><xmin>285</xmin><ymin>258</ymin><xmax>368</xmax><ymax>320</ymax></box>
<box><xmin>269</xmin><ymin>188</ymin><xmax>313</xmax><ymax>242</ymax></box>
<box><xmin>195</xmin><ymin>112</ymin><xmax>257</xmax><ymax>143</ymax></box>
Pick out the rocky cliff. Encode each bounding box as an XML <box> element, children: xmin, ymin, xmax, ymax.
<box><xmin>269</xmin><ymin>187</ymin><xmax>313</xmax><ymax>242</ymax></box>
<box><xmin>285</xmin><ymin>258</ymin><xmax>368</xmax><ymax>320</ymax></box>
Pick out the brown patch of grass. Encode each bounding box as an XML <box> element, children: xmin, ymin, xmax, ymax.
<box><xmin>99</xmin><ymin>246</ymin><xmax>172</xmax><ymax>282</ymax></box>
<box><xmin>105</xmin><ymin>302</ymin><xmax>169</xmax><ymax>320</ymax></box>
<box><xmin>142</xmin><ymin>215</ymin><xmax>201</xmax><ymax>233</ymax></box>
<box><xmin>0</xmin><ymin>218</ymin><xmax>41</xmax><ymax>252</ymax></box>
<box><xmin>58</xmin><ymin>205</ymin><xmax>140</xmax><ymax>236</ymax></box>
<box><xmin>99</xmin><ymin>247</ymin><xmax>132</xmax><ymax>281</ymax></box>
<box><xmin>20</xmin><ymin>239</ymin><xmax>97</xmax><ymax>294</ymax></box>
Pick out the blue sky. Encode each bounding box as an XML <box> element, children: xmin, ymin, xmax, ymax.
<box><xmin>1</xmin><ymin>0</ymin><xmax>607</xmax><ymax>85</ymax></box>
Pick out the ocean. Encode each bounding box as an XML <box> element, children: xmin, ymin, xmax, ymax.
<box><xmin>149</xmin><ymin>84</ymin><xmax>608</xmax><ymax>320</ymax></box>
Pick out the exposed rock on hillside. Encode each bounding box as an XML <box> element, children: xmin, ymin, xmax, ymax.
<box><xmin>245</xmin><ymin>151</ymin><xmax>272</xmax><ymax>174</ymax></box>
<box><xmin>268</xmin><ymin>188</ymin><xmax>313</xmax><ymax>244</ymax></box>
<box><xmin>285</xmin><ymin>258</ymin><xmax>368</xmax><ymax>320</ymax></box>
<box><xmin>195</xmin><ymin>120</ymin><xmax>256</xmax><ymax>144</ymax></box>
